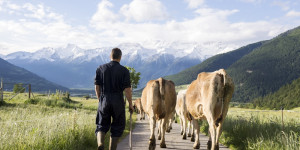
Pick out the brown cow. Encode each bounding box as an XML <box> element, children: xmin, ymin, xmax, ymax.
<box><xmin>175</xmin><ymin>89</ymin><xmax>194</xmax><ymax>140</ymax></box>
<box><xmin>133</xmin><ymin>98</ymin><xmax>145</xmax><ymax>120</ymax></box>
<box><xmin>141</xmin><ymin>78</ymin><xmax>176</xmax><ymax>150</ymax></box>
<box><xmin>186</xmin><ymin>69</ymin><xmax>234</xmax><ymax>149</ymax></box>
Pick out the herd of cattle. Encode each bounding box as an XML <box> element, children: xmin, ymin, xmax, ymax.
<box><xmin>133</xmin><ymin>69</ymin><xmax>235</xmax><ymax>150</ymax></box>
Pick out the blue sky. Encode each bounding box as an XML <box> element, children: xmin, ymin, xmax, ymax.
<box><xmin>1</xmin><ymin>0</ymin><xmax>300</xmax><ymax>54</ymax></box>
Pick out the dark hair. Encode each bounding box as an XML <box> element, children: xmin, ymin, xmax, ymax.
<box><xmin>111</xmin><ymin>48</ymin><xmax>122</xmax><ymax>59</ymax></box>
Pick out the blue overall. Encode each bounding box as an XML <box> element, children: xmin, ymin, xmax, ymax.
<box><xmin>94</xmin><ymin>61</ymin><xmax>131</xmax><ymax>137</ymax></box>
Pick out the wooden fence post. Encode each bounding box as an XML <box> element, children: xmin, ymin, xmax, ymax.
<box><xmin>28</xmin><ymin>84</ymin><xmax>31</xmax><ymax>99</ymax></box>
<box><xmin>281</xmin><ymin>106</ymin><xmax>284</xmax><ymax>131</ymax></box>
<box><xmin>0</xmin><ymin>78</ymin><xmax>3</xmax><ymax>101</ymax></box>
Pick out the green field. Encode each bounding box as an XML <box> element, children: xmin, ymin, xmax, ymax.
<box><xmin>0</xmin><ymin>92</ymin><xmax>136</xmax><ymax>150</ymax></box>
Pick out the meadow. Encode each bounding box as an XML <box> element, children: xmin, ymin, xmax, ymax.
<box><xmin>0</xmin><ymin>92</ymin><xmax>136</xmax><ymax>150</ymax></box>
<box><xmin>195</xmin><ymin>107</ymin><xmax>300</xmax><ymax>150</ymax></box>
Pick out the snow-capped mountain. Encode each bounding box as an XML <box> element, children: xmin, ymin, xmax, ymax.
<box><xmin>3</xmin><ymin>42</ymin><xmax>237</xmax><ymax>88</ymax></box>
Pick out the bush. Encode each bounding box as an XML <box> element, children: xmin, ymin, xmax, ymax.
<box><xmin>24</xmin><ymin>98</ymin><xmax>40</xmax><ymax>104</ymax></box>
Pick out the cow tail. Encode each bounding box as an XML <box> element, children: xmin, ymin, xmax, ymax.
<box><xmin>215</xmin><ymin>73</ymin><xmax>225</xmax><ymax>127</ymax></box>
<box><xmin>159</xmin><ymin>78</ymin><xmax>165</xmax><ymax>101</ymax></box>
<box><xmin>157</xmin><ymin>78</ymin><xmax>166</xmax><ymax>119</ymax></box>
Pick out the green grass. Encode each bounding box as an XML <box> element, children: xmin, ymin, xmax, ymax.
<box><xmin>197</xmin><ymin>107</ymin><xmax>300</xmax><ymax>150</ymax></box>
<box><xmin>0</xmin><ymin>92</ymin><xmax>137</xmax><ymax>150</ymax></box>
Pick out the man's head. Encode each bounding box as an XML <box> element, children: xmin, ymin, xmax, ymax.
<box><xmin>110</xmin><ymin>48</ymin><xmax>122</xmax><ymax>62</ymax></box>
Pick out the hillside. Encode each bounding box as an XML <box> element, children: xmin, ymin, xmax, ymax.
<box><xmin>165</xmin><ymin>25</ymin><xmax>300</xmax><ymax>103</ymax></box>
<box><xmin>165</xmin><ymin>41</ymin><xmax>264</xmax><ymax>85</ymax></box>
<box><xmin>0</xmin><ymin>58</ymin><xmax>68</xmax><ymax>92</ymax></box>
<box><xmin>227</xmin><ymin>26</ymin><xmax>300</xmax><ymax>102</ymax></box>
<box><xmin>252</xmin><ymin>76</ymin><xmax>300</xmax><ymax>109</ymax></box>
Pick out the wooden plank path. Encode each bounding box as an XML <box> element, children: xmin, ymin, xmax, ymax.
<box><xmin>117</xmin><ymin>116</ymin><xmax>229</xmax><ymax>150</ymax></box>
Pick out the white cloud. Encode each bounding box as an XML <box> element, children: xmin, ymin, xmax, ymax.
<box><xmin>195</xmin><ymin>8</ymin><xmax>239</xmax><ymax>19</ymax></box>
<box><xmin>7</xmin><ymin>3</ymin><xmax>20</xmax><ymax>10</ymax></box>
<box><xmin>272</xmin><ymin>1</ymin><xmax>290</xmax><ymax>11</ymax></box>
<box><xmin>22</xmin><ymin>3</ymin><xmax>63</xmax><ymax>22</ymax></box>
<box><xmin>184</xmin><ymin>0</ymin><xmax>205</xmax><ymax>9</ymax></box>
<box><xmin>0</xmin><ymin>0</ymin><xmax>295</xmax><ymax>56</ymax></box>
<box><xmin>239</xmin><ymin>0</ymin><xmax>264</xmax><ymax>3</ymax></box>
<box><xmin>286</xmin><ymin>10</ymin><xmax>300</xmax><ymax>17</ymax></box>
<box><xmin>120</xmin><ymin>0</ymin><xmax>167</xmax><ymax>22</ymax></box>
<box><xmin>90</xmin><ymin>0</ymin><xmax>118</xmax><ymax>29</ymax></box>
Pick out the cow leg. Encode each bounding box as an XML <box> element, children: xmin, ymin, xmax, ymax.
<box><xmin>149</xmin><ymin>116</ymin><xmax>156</xmax><ymax>150</ymax></box>
<box><xmin>180</xmin><ymin>117</ymin><xmax>183</xmax><ymax>135</ymax></box>
<box><xmin>192</xmin><ymin>119</ymin><xmax>200</xmax><ymax>149</ymax></box>
<box><xmin>139</xmin><ymin>112</ymin><xmax>143</xmax><ymax>120</ymax></box>
<box><xmin>158</xmin><ymin>120</ymin><xmax>162</xmax><ymax>140</ymax></box>
<box><xmin>215</xmin><ymin>122</ymin><xmax>223</xmax><ymax>150</ymax></box>
<box><xmin>169</xmin><ymin>117</ymin><xmax>173</xmax><ymax>130</ymax></box>
<box><xmin>207</xmin><ymin>116</ymin><xmax>217</xmax><ymax>150</ymax></box>
<box><xmin>142</xmin><ymin>111</ymin><xmax>145</xmax><ymax>120</ymax></box>
<box><xmin>182</xmin><ymin>116</ymin><xmax>187</xmax><ymax>140</ymax></box>
<box><xmin>166</xmin><ymin>119</ymin><xmax>171</xmax><ymax>133</ymax></box>
<box><xmin>191</xmin><ymin>120</ymin><xmax>195</xmax><ymax>142</ymax></box>
<box><xmin>187</xmin><ymin>120</ymin><xmax>192</xmax><ymax>137</ymax></box>
<box><xmin>160</xmin><ymin>118</ymin><xmax>167</xmax><ymax>148</ymax></box>
<box><xmin>207</xmin><ymin>136</ymin><xmax>212</xmax><ymax>150</ymax></box>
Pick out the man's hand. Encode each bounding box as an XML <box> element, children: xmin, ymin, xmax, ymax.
<box><xmin>129</xmin><ymin>103</ymin><xmax>134</xmax><ymax>114</ymax></box>
<box><xmin>95</xmin><ymin>85</ymin><xmax>101</xmax><ymax>100</ymax></box>
<box><xmin>124</xmin><ymin>87</ymin><xmax>133</xmax><ymax>113</ymax></box>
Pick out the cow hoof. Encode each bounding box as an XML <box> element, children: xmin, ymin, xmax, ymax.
<box><xmin>166</xmin><ymin>129</ymin><xmax>170</xmax><ymax>133</ymax></box>
<box><xmin>180</xmin><ymin>131</ymin><xmax>183</xmax><ymax>135</ymax></box>
<box><xmin>215</xmin><ymin>144</ymin><xmax>219</xmax><ymax>150</ymax></box>
<box><xmin>170</xmin><ymin>126</ymin><xmax>172</xmax><ymax>129</ymax></box>
<box><xmin>97</xmin><ymin>145</ymin><xmax>104</xmax><ymax>150</ymax></box>
<box><xmin>158</xmin><ymin>135</ymin><xmax>161</xmax><ymax>140</ymax></box>
<box><xmin>175</xmin><ymin>120</ymin><xmax>177</xmax><ymax>123</ymax></box>
<box><xmin>160</xmin><ymin>142</ymin><xmax>167</xmax><ymax>148</ymax></box>
<box><xmin>188</xmin><ymin>133</ymin><xmax>192</xmax><ymax>137</ymax></box>
<box><xmin>191</xmin><ymin>135</ymin><xmax>195</xmax><ymax>142</ymax></box>
<box><xmin>182</xmin><ymin>134</ymin><xmax>186</xmax><ymax>140</ymax></box>
<box><xmin>207</xmin><ymin>141</ymin><xmax>212</xmax><ymax>150</ymax></box>
<box><xmin>193</xmin><ymin>143</ymin><xmax>200</xmax><ymax>149</ymax></box>
<box><xmin>149</xmin><ymin>139</ymin><xmax>156</xmax><ymax>150</ymax></box>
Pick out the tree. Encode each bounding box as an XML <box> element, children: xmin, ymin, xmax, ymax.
<box><xmin>13</xmin><ymin>83</ymin><xmax>25</xmax><ymax>93</ymax></box>
<box><xmin>125</xmin><ymin>66</ymin><xmax>141</xmax><ymax>90</ymax></box>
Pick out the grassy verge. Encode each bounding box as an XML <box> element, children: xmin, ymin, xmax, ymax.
<box><xmin>0</xmin><ymin>92</ymin><xmax>137</xmax><ymax>150</ymax></box>
<box><xmin>198</xmin><ymin>108</ymin><xmax>300</xmax><ymax>150</ymax></box>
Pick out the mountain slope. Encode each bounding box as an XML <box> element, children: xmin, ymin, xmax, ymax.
<box><xmin>0</xmin><ymin>58</ymin><xmax>68</xmax><ymax>92</ymax></box>
<box><xmin>165</xmin><ymin>26</ymin><xmax>300</xmax><ymax>103</ymax></box>
<box><xmin>165</xmin><ymin>41</ymin><xmax>264</xmax><ymax>85</ymax></box>
<box><xmin>252</xmin><ymin>76</ymin><xmax>300</xmax><ymax>109</ymax></box>
<box><xmin>227</xmin><ymin>26</ymin><xmax>300</xmax><ymax>102</ymax></box>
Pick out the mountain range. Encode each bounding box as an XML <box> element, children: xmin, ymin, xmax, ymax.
<box><xmin>166</xmin><ymin>26</ymin><xmax>300</xmax><ymax>103</ymax></box>
<box><xmin>2</xmin><ymin>42</ymin><xmax>237</xmax><ymax>89</ymax></box>
<box><xmin>0</xmin><ymin>57</ymin><xmax>68</xmax><ymax>92</ymax></box>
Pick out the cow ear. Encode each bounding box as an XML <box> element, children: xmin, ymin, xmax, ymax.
<box><xmin>197</xmin><ymin>73</ymin><xmax>202</xmax><ymax>80</ymax></box>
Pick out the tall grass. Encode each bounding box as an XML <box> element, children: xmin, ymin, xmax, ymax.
<box><xmin>0</xmin><ymin>92</ymin><xmax>136</xmax><ymax>150</ymax></box>
<box><xmin>0</xmin><ymin>105</ymin><xmax>96</xmax><ymax>150</ymax></box>
<box><xmin>198</xmin><ymin>109</ymin><xmax>300</xmax><ymax>150</ymax></box>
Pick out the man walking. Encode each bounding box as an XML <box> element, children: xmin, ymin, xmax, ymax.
<box><xmin>94</xmin><ymin>48</ymin><xmax>134</xmax><ymax>150</ymax></box>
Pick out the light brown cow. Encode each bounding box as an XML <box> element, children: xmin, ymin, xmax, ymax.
<box><xmin>133</xmin><ymin>98</ymin><xmax>145</xmax><ymax>120</ymax></box>
<box><xmin>141</xmin><ymin>77</ymin><xmax>177</xmax><ymax>150</ymax></box>
<box><xmin>186</xmin><ymin>69</ymin><xmax>234</xmax><ymax>150</ymax></box>
<box><xmin>175</xmin><ymin>89</ymin><xmax>194</xmax><ymax>140</ymax></box>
